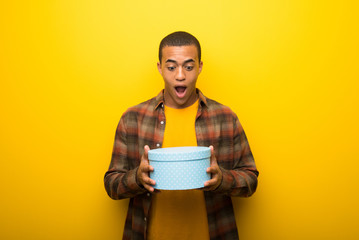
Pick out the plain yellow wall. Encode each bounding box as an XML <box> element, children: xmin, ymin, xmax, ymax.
<box><xmin>1</xmin><ymin>0</ymin><xmax>358</xmax><ymax>239</ymax></box>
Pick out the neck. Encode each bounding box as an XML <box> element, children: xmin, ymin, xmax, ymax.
<box><xmin>164</xmin><ymin>89</ymin><xmax>198</xmax><ymax>109</ymax></box>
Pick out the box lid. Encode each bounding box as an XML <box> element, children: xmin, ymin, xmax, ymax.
<box><xmin>148</xmin><ymin>146</ymin><xmax>210</xmax><ymax>161</ymax></box>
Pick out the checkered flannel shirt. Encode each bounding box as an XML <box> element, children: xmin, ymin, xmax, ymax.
<box><xmin>104</xmin><ymin>89</ymin><xmax>259</xmax><ymax>240</ymax></box>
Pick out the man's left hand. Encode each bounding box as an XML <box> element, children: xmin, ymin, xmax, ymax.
<box><xmin>204</xmin><ymin>145</ymin><xmax>223</xmax><ymax>191</ymax></box>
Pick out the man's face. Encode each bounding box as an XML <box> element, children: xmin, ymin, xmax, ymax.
<box><xmin>157</xmin><ymin>45</ymin><xmax>203</xmax><ymax>109</ymax></box>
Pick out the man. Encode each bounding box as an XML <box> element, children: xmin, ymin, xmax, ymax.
<box><xmin>104</xmin><ymin>31</ymin><xmax>259</xmax><ymax>240</ymax></box>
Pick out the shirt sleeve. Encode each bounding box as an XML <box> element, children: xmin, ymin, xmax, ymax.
<box><xmin>104</xmin><ymin>114</ymin><xmax>147</xmax><ymax>200</ymax></box>
<box><xmin>213</xmin><ymin>113</ymin><xmax>259</xmax><ymax>197</ymax></box>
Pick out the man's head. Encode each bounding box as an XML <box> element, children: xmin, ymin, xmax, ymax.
<box><xmin>157</xmin><ymin>31</ymin><xmax>203</xmax><ymax>109</ymax></box>
<box><xmin>159</xmin><ymin>31</ymin><xmax>201</xmax><ymax>64</ymax></box>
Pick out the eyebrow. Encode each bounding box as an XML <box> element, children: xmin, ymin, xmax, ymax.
<box><xmin>165</xmin><ymin>59</ymin><xmax>195</xmax><ymax>64</ymax></box>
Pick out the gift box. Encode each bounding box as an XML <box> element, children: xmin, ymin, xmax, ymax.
<box><xmin>148</xmin><ymin>146</ymin><xmax>211</xmax><ymax>190</ymax></box>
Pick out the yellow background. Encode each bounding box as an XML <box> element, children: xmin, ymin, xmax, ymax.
<box><xmin>1</xmin><ymin>0</ymin><xmax>358</xmax><ymax>239</ymax></box>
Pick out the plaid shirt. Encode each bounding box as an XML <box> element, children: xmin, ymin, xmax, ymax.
<box><xmin>104</xmin><ymin>89</ymin><xmax>259</xmax><ymax>240</ymax></box>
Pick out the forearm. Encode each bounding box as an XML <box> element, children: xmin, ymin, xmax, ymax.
<box><xmin>213</xmin><ymin>166</ymin><xmax>258</xmax><ymax>197</ymax></box>
<box><xmin>105</xmin><ymin>114</ymin><xmax>148</xmax><ymax>199</ymax></box>
<box><xmin>104</xmin><ymin>166</ymin><xmax>147</xmax><ymax>200</ymax></box>
<box><xmin>212</xmin><ymin>114</ymin><xmax>259</xmax><ymax>196</ymax></box>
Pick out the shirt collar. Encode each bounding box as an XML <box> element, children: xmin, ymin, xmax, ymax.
<box><xmin>154</xmin><ymin>88</ymin><xmax>208</xmax><ymax>110</ymax></box>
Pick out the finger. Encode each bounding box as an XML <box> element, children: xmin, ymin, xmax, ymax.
<box><xmin>204</xmin><ymin>178</ymin><xmax>218</xmax><ymax>187</ymax></box>
<box><xmin>142</xmin><ymin>176</ymin><xmax>156</xmax><ymax>186</ymax></box>
<box><xmin>142</xmin><ymin>176</ymin><xmax>156</xmax><ymax>192</ymax></box>
<box><xmin>206</xmin><ymin>166</ymin><xmax>218</xmax><ymax>173</ymax></box>
<box><xmin>203</xmin><ymin>180</ymin><xmax>217</xmax><ymax>191</ymax></box>
<box><xmin>143</xmin><ymin>183</ymin><xmax>155</xmax><ymax>193</ymax></box>
<box><xmin>204</xmin><ymin>180</ymin><xmax>210</xmax><ymax>187</ymax></box>
<box><xmin>204</xmin><ymin>180</ymin><xmax>220</xmax><ymax>191</ymax></box>
<box><xmin>142</xmin><ymin>164</ymin><xmax>154</xmax><ymax>173</ymax></box>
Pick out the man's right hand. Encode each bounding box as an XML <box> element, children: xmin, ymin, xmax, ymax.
<box><xmin>136</xmin><ymin>145</ymin><xmax>156</xmax><ymax>192</ymax></box>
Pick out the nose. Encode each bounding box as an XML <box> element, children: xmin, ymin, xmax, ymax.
<box><xmin>175</xmin><ymin>67</ymin><xmax>185</xmax><ymax>81</ymax></box>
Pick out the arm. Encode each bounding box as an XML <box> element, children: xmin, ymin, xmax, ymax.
<box><xmin>205</xmin><ymin>114</ymin><xmax>259</xmax><ymax>197</ymax></box>
<box><xmin>104</xmin><ymin>115</ymin><xmax>153</xmax><ymax>200</ymax></box>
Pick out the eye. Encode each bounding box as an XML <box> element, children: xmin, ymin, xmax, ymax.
<box><xmin>167</xmin><ymin>66</ymin><xmax>176</xmax><ymax>71</ymax></box>
<box><xmin>184</xmin><ymin>66</ymin><xmax>194</xmax><ymax>71</ymax></box>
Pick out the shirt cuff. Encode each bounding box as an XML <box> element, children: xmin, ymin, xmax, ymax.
<box><xmin>212</xmin><ymin>167</ymin><xmax>234</xmax><ymax>194</ymax></box>
<box><xmin>127</xmin><ymin>166</ymin><xmax>147</xmax><ymax>194</ymax></box>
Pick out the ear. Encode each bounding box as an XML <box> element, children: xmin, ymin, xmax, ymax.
<box><xmin>157</xmin><ymin>62</ymin><xmax>162</xmax><ymax>75</ymax></box>
<box><xmin>198</xmin><ymin>61</ymin><xmax>203</xmax><ymax>74</ymax></box>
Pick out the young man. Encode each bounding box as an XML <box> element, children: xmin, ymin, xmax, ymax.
<box><xmin>104</xmin><ymin>31</ymin><xmax>259</xmax><ymax>240</ymax></box>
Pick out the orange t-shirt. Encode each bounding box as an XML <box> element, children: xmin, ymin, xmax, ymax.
<box><xmin>147</xmin><ymin>99</ymin><xmax>210</xmax><ymax>240</ymax></box>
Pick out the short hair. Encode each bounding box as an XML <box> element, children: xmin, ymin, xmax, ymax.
<box><xmin>159</xmin><ymin>31</ymin><xmax>201</xmax><ymax>63</ymax></box>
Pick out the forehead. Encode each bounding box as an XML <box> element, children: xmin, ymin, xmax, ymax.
<box><xmin>161</xmin><ymin>45</ymin><xmax>199</xmax><ymax>63</ymax></box>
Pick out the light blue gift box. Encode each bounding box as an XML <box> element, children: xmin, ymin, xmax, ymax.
<box><xmin>148</xmin><ymin>146</ymin><xmax>211</xmax><ymax>190</ymax></box>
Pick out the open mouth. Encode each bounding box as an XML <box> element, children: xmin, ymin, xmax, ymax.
<box><xmin>175</xmin><ymin>86</ymin><xmax>187</xmax><ymax>98</ymax></box>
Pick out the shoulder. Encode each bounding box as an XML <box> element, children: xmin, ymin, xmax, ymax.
<box><xmin>204</xmin><ymin>96</ymin><xmax>238</xmax><ymax>120</ymax></box>
<box><xmin>121</xmin><ymin>96</ymin><xmax>158</xmax><ymax>121</ymax></box>
<box><xmin>203</xmin><ymin>96</ymin><xmax>245</xmax><ymax>133</ymax></box>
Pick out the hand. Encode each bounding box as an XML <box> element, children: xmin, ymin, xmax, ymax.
<box><xmin>204</xmin><ymin>145</ymin><xmax>223</xmax><ymax>191</ymax></box>
<box><xmin>136</xmin><ymin>145</ymin><xmax>156</xmax><ymax>192</ymax></box>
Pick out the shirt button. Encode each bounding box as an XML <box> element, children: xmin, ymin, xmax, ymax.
<box><xmin>144</xmin><ymin>217</ymin><xmax>147</xmax><ymax>222</ymax></box>
<box><xmin>160</xmin><ymin>121</ymin><xmax>164</xmax><ymax>125</ymax></box>
<box><xmin>156</xmin><ymin>143</ymin><xmax>160</xmax><ymax>147</ymax></box>
<box><xmin>147</xmin><ymin>193</ymin><xmax>150</xmax><ymax>197</ymax></box>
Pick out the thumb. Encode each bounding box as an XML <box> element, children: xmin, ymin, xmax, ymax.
<box><xmin>209</xmin><ymin>145</ymin><xmax>216</xmax><ymax>164</ymax></box>
<box><xmin>142</xmin><ymin>145</ymin><xmax>150</xmax><ymax>162</ymax></box>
